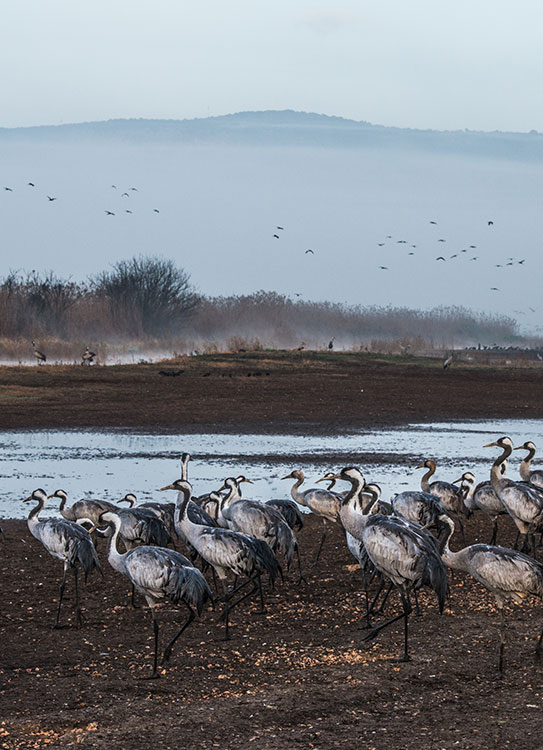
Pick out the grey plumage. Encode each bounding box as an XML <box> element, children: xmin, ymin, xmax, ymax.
<box><xmin>442</xmin><ymin>522</ymin><xmax>543</xmax><ymax>675</ymax></box>
<box><xmin>24</xmin><ymin>489</ymin><xmax>101</xmax><ymax>627</ymax></box>
<box><xmin>102</xmin><ymin>510</ymin><xmax>211</xmax><ymax>677</ymax></box>
<box><xmin>266</xmin><ymin>499</ymin><xmax>304</xmax><ymax>531</ymax></box>
<box><xmin>515</xmin><ymin>441</ymin><xmax>543</xmax><ymax>489</ymax></box>
<box><xmin>50</xmin><ymin>489</ymin><xmax>117</xmax><ymax>525</ymax></box>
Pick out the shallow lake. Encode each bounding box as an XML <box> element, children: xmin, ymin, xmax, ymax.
<box><xmin>2</xmin><ymin>419</ymin><xmax>543</xmax><ymax>518</ymax></box>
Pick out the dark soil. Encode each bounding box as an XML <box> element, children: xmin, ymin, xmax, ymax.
<box><xmin>1</xmin><ymin>513</ymin><xmax>543</xmax><ymax>750</ymax></box>
<box><xmin>0</xmin><ymin>352</ymin><xmax>543</xmax><ymax>432</ymax></box>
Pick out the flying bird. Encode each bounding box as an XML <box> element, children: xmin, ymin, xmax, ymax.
<box><xmin>450</xmin><ymin>254</ymin><xmax>458</xmax><ymax>259</ymax></box>
<box><xmin>27</xmin><ymin>182</ymin><xmax>35</xmax><ymax>187</ymax></box>
<box><xmin>438</xmin><ymin>239</ymin><xmax>446</xmax><ymax>242</ymax></box>
<box><xmin>378</xmin><ymin>266</ymin><xmax>388</xmax><ymax>270</ymax></box>
<box><xmin>273</xmin><ymin>234</ymin><xmax>280</xmax><ymax>239</ymax></box>
<box><xmin>408</xmin><ymin>252</ymin><xmax>415</xmax><ymax>256</ymax></box>
<box><xmin>490</xmin><ymin>287</ymin><xmax>500</xmax><ymax>291</ymax></box>
<box><xmin>130</xmin><ymin>187</ymin><xmax>138</xmax><ymax>191</ymax></box>
<box><xmin>471</xmin><ymin>257</ymin><xmax>479</xmax><ymax>261</ymax></box>
<box><xmin>125</xmin><ymin>210</ymin><xmax>132</xmax><ymax>214</ymax></box>
<box><xmin>518</xmin><ymin>260</ymin><xmax>526</xmax><ymax>264</ymax></box>
<box><xmin>488</xmin><ymin>220</ymin><xmax>494</xmax><ymax>225</ymax></box>
<box><xmin>121</xmin><ymin>192</ymin><xmax>129</xmax><ymax>197</ymax></box>
<box><xmin>305</xmin><ymin>249</ymin><xmax>315</xmax><ymax>255</ymax></box>
<box><xmin>4</xmin><ymin>187</ymin><xmax>13</xmax><ymax>191</ymax></box>
<box><xmin>47</xmin><ymin>196</ymin><xmax>57</xmax><ymax>201</ymax></box>
<box><xmin>377</xmin><ymin>243</ymin><xmax>385</xmax><ymax>247</ymax></box>
<box><xmin>469</xmin><ymin>245</ymin><xmax>477</xmax><ymax>248</ymax></box>
<box><xmin>153</xmin><ymin>209</ymin><xmax>160</xmax><ymax>213</ymax></box>
<box><xmin>105</xmin><ymin>210</ymin><xmax>115</xmax><ymax>216</ymax></box>
<box><xmin>436</xmin><ymin>256</ymin><xmax>446</xmax><ymax>261</ymax></box>
<box><xmin>429</xmin><ymin>221</ymin><xmax>437</xmax><ymax>224</ymax></box>
<box><xmin>276</xmin><ymin>226</ymin><xmax>284</xmax><ymax>230</ymax></box>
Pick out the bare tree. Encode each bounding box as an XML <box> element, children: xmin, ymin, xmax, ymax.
<box><xmin>92</xmin><ymin>256</ymin><xmax>200</xmax><ymax>336</ymax></box>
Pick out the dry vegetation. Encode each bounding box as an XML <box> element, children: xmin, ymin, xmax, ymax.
<box><xmin>1</xmin><ymin>258</ymin><xmax>538</xmax><ymax>364</ymax></box>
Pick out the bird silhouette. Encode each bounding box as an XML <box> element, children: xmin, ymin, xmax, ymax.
<box><xmin>273</xmin><ymin>234</ymin><xmax>280</xmax><ymax>239</ymax></box>
<box><xmin>130</xmin><ymin>187</ymin><xmax>138</xmax><ymax>191</ymax></box>
<box><xmin>153</xmin><ymin>209</ymin><xmax>160</xmax><ymax>213</ymax></box>
<box><xmin>518</xmin><ymin>260</ymin><xmax>526</xmax><ymax>264</ymax></box>
<box><xmin>470</xmin><ymin>245</ymin><xmax>477</xmax><ymax>248</ymax></box>
<box><xmin>121</xmin><ymin>192</ymin><xmax>129</xmax><ymax>197</ymax></box>
<box><xmin>276</xmin><ymin>226</ymin><xmax>284</xmax><ymax>230</ymax></box>
<box><xmin>47</xmin><ymin>196</ymin><xmax>57</xmax><ymax>201</ymax></box>
<box><xmin>491</xmin><ymin>287</ymin><xmax>499</xmax><ymax>291</ymax></box>
<box><xmin>438</xmin><ymin>239</ymin><xmax>446</xmax><ymax>242</ymax></box>
<box><xmin>305</xmin><ymin>249</ymin><xmax>315</xmax><ymax>255</ymax></box>
<box><xmin>105</xmin><ymin>210</ymin><xmax>115</xmax><ymax>216</ymax></box>
<box><xmin>377</xmin><ymin>243</ymin><xmax>385</xmax><ymax>247</ymax></box>
<box><xmin>378</xmin><ymin>266</ymin><xmax>388</xmax><ymax>270</ymax></box>
<box><xmin>125</xmin><ymin>210</ymin><xmax>132</xmax><ymax>214</ymax></box>
<box><xmin>436</xmin><ymin>256</ymin><xmax>446</xmax><ymax>261</ymax></box>
<box><xmin>429</xmin><ymin>221</ymin><xmax>437</xmax><ymax>224</ymax></box>
<box><xmin>27</xmin><ymin>182</ymin><xmax>35</xmax><ymax>187</ymax></box>
<box><xmin>4</xmin><ymin>187</ymin><xmax>13</xmax><ymax>191</ymax></box>
<box><xmin>450</xmin><ymin>254</ymin><xmax>458</xmax><ymax>259</ymax></box>
<box><xmin>488</xmin><ymin>220</ymin><xmax>494</xmax><ymax>225</ymax></box>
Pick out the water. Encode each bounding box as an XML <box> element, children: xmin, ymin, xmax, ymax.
<box><xmin>3</xmin><ymin>419</ymin><xmax>543</xmax><ymax>519</ymax></box>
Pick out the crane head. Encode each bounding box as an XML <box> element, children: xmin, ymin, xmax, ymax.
<box><xmin>118</xmin><ymin>493</ymin><xmax>137</xmax><ymax>506</ymax></box>
<box><xmin>513</xmin><ymin>441</ymin><xmax>536</xmax><ymax>452</ymax></box>
<box><xmin>484</xmin><ymin>436</ymin><xmax>513</xmax><ymax>450</ymax></box>
<box><xmin>281</xmin><ymin>470</ymin><xmax>304</xmax><ymax>481</ymax></box>
<box><xmin>416</xmin><ymin>459</ymin><xmax>436</xmax><ymax>471</ymax></box>
<box><xmin>47</xmin><ymin>488</ymin><xmax>67</xmax><ymax>500</ymax></box>
<box><xmin>23</xmin><ymin>488</ymin><xmax>47</xmax><ymax>503</ymax></box>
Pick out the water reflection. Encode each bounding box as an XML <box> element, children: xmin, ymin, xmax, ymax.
<box><xmin>3</xmin><ymin>419</ymin><xmax>543</xmax><ymax>518</ymax></box>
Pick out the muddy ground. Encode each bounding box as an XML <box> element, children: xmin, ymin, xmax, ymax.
<box><xmin>1</xmin><ymin>351</ymin><xmax>543</xmax><ymax>432</ymax></box>
<box><xmin>1</xmin><ymin>512</ymin><xmax>543</xmax><ymax>750</ymax></box>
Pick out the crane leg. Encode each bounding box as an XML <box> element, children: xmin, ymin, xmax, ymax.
<box><xmin>257</xmin><ymin>575</ymin><xmax>265</xmax><ymax>614</ymax></box>
<box><xmin>295</xmin><ymin>543</ymin><xmax>306</xmax><ymax>585</ymax></box>
<box><xmin>73</xmin><ymin>567</ymin><xmax>84</xmax><ymax>627</ymax></box>
<box><xmin>397</xmin><ymin>592</ymin><xmax>412</xmax><ymax>662</ymax></box>
<box><xmin>371</xmin><ymin>581</ymin><xmax>393</xmax><ymax>616</ymax></box>
<box><xmin>457</xmin><ymin>518</ymin><xmax>466</xmax><ymax>544</ymax></box>
<box><xmin>130</xmin><ymin>583</ymin><xmax>141</xmax><ymax>609</ymax></box>
<box><xmin>219</xmin><ymin>577</ymin><xmax>259</xmax><ymax>640</ymax></box>
<box><xmin>311</xmin><ymin>524</ymin><xmax>327</xmax><ymax>567</ymax></box>
<box><xmin>53</xmin><ymin>566</ymin><xmax>68</xmax><ymax>629</ymax></box>
<box><xmin>162</xmin><ymin>604</ymin><xmax>195</xmax><ymax>664</ymax></box>
<box><xmin>362</xmin><ymin>587</ymin><xmax>413</xmax><ymax>662</ymax></box>
<box><xmin>493</xmin><ymin>605</ymin><xmax>506</xmax><ymax>679</ymax></box>
<box><xmin>489</xmin><ymin>518</ymin><xmax>498</xmax><ymax>546</ymax></box>
<box><xmin>413</xmin><ymin>588</ymin><xmax>421</xmax><ymax>616</ymax></box>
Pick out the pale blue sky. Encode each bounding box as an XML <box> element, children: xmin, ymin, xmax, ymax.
<box><xmin>1</xmin><ymin>0</ymin><xmax>542</xmax><ymax>131</ymax></box>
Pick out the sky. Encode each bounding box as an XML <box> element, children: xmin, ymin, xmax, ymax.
<box><xmin>1</xmin><ymin>0</ymin><xmax>543</xmax><ymax>132</ymax></box>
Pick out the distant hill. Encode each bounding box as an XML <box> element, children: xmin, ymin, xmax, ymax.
<box><xmin>1</xmin><ymin>110</ymin><xmax>542</xmax><ymax>161</ymax></box>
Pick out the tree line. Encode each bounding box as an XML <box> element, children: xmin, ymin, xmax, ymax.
<box><xmin>0</xmin><ymin>256</ymin><xmax>524</xmax><ymax>350</ymax></box>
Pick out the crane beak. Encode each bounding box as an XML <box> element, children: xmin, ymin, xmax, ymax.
<box><xmin>415</xmin><ymin>463</ymin><xmax>426</xmax><ymax>469</ymax></box>
<box><xmin>22</xmin><ymin>495</ymin><xmax>33</xmax><ymax>503</ymax></box>
<box><xmin>317</xmin><ymin>473</ymin><xmax>340</xmax><ymax>482</ymax></box>
<box><xmin>240</xmin><ymin>478</ymin><xmax>254</xmax><ymax>484</ymax></box>
<box><xmin>451</xmin><ymin>477</ymin><xmax>464</xmax><ymax>484</ymax></box>
<box><xmin>46</xmin><ymin>493</ymin><xmax>56</xmax><ymax>499</ymax></box>
<box><xmin>280</xmin><ymin>474</ymin><xmax>293</xmax><ymax>480</ymax></box>
<box><xmin>512</xmin><ymin>446</ymin><xmax>524</xmax><ymax>450</ymax></box>
<box><xmin>483</xmin><ymin>441</ymin><xmax>498</xmax><ymax>448</ymax></box>
<box><xmin>159</xmin><ymin>484</ymin><xmax>177</xmax><ymax>491</ymax></box>
<box><xmin>217</xmin><ymin>483</ymin><xmax>227</xmax><ymax>492</ymax></box>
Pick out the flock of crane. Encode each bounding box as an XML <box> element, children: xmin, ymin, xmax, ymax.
<box><xmin>20</xmin><ymin>438</ymin><xmax>543</xmax><ymax>679</ymax></box>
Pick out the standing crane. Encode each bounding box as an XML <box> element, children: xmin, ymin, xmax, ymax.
<box><xmin>31</xmin><ymin>341</ymin><xmax>46</xmax><ymax>365</ymax></box>
<box><xmin>441</xmin><ymin>520</ymin><xmax>543</xmax><ymax>676</ymax></box>
<box><xmin>160</xmin><ymin>479</ymin><xmax>280</xmax><ymax>640</ymax></box>
<box><xmin>325</xmin><ymin>467</ymin><xmax>449</xmax><ymax>662</ymax></box>
<box><xmin>282</xmin><ymin>469</ymin><xmax>341</xmax><ymax>564</ymax></box>
<box><xmin>49</xmin><ymin>489</ymin><xmax>117</xmax><ymax>526</ymax></box>
<box><xmin>24</xmin><ymin>488</ymin><xmax>101</xmax><ymax>627</ymax></box>
<box><xmin>515</xmin><ymin>441</ymin><xmax>543</xmax><ymax>488</ymax></box>
<box><xmin>216</xmin><ymin>480</ymin><xmax>303</xmax><ymax>582</ymax></box>
<box><xmin>82</xmin><ymin>346</ymin><xmax>96</xmax><ymax>365</ymax></box>
<box><xmin>454</xmin><ymin>470</ymin><xmax>510</xmax><ymax>545</ymax></box>
<box><xmin>101</xmin><ymin>510</ymin><xmax>211</xmax><ymax>678</ymax></box>
<box><xmin>391</xmin><ymin>489</ymin><xmax>453</xmax><ymax>539</ymax></box>
<box><xmin>485</xmin><ymin>437</ymin><xmax>543</xmax><ymax>557</ymax></box>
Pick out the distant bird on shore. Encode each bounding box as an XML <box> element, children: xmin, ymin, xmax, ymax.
<box><xmin>82</xmin><ymin>346</ymin><xmax>96</xmax><ymax>365</ymax></box>
<box><xmin>47</xmin><ymin>196</ymin><xmax>57</xmax><ymax>201</ymax></box>
<box><xmin>32</xmin><ymin>341</ymin><xmax>46</xmax><ymax>364</ymax></box>
<box><xmin>328</xmin><ymin>337</ymin><xmax>335</xmax><ymax>351</ymax></box>
<box><xmin>105</xmin><ymin>210</ymin><xmax>115</xmax><ymax>216</ymax></box>
<box><xmin>305</xmin><ymin>249</ymin><xmax>315</xmax><ymax>255</ymax></box>
<box><xmin>297</xmin><ymin>342</ymin><xmax>306</xmax><ymax>351</ymax></box>
<box><xmin>443</xmin><ymin>354</ymin><xmax>453</xmax><ymax>369</ymax></box>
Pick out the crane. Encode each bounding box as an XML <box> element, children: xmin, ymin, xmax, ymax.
<box><xmin>515</xmin><ymin>441</ymin><xmax>543</xmax><ymax>488</ymax></box>
<box><xmin>160</xmin><ymin>479</ymin><xmax>280</xmax><ymax>639</ymax></box>
<box><xmin>24</xmin><ymin>488</ymin><xmax>101</xmax><ymax>627</ymax></box>
<box><xmin>282</xmin><ymin>469</ymin><xmax>341</xmax><ymax>564</ymax></box>
<box><xmin>441</xmin><ymin>520</ymin><xmax>543</xmax><ymax>676</ymax></box>
<box><xmin>418</xmin><ymin>459</ymin><xmax>469</xmax><ymax>539</ymax></box>
<box><xmin>49</xmin><ymin>489</ymin><xmax>117</xmax><ymax>526</ymax></box>
<box><xmin>101</xmin><ymin>510</ymin><xmax>211</xmax><ymax>678</ymax></box>
<box><xmin>31</xmin><ymin>341</ymin><xmax>46</xmax><ymax>364</ymax></box>
<box><xmin>325</xmin><ymin>467</ymin><xmax>449</xmax><ymax>662</ymax></box>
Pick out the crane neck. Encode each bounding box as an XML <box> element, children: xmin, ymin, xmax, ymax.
<box><xmin>440</xmin><ymin>519</ymin><xmax>463</xmax><ymax>570</ymax></box>
<box><xmin>180</xmin><ymin>455</ymin><xmax>189</xmax><ymax>481</ymax></box>
<box><xmin>223</xmin><ymin>481</ymin><xmax>241</xmax><ymax>507</ymax></box>
<box><xmin>289</xmin><ymin>476</ymin><xmax>305</xmax><ymax>503</ymax></box>
<box><xmin>174</xmin><ymin>484</ymin><xmax>198</xmax><ymax>536</ymax></box>
<box><xmin>26</xmin><ymin>496</ymin><xmax>46</xmax><ymax>536</ymax></box>
<box><xmin>490</xmin><ymin>444</ymin><xmax>512</xmax><ymax>494</ymax></box>
<box><xmin>420</xmin><ymin>464</ymin><xmax>436</xmax><ymax>492</ymax></box>
<box><xmin>119</xmin><ymin>497</ymin><xmax>135</xmax><ymax>508</ymax></box>
<box><xmin>520</xmin><ymin>447</ymin><xmax>536</xmax><ymax>482</ymax></box>
<box><xmin>106</xmin><ymin>515</ymin><xmax>127</xmax><ymax>574</ymax></box>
